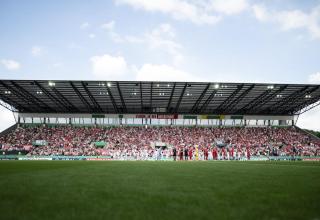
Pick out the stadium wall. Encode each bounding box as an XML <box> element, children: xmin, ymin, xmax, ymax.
<box><xmin>17</xmin><ymin>113</ymin><xmax>295</xmax><ymax>126</ymax></box>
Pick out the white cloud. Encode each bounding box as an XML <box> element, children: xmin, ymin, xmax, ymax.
<box><xmin>101</xmin><ymin>20</ymin><xmax>115</xmax><ymax>30</ymax></box>
<box><xmin>1</xmin><ymin>59</ymin><xmax>21</xmax><ymax>71</ymax></box>
<box><xmin>101</xmin><ymin>20</ymin><xmax>144</xmax><ymax>43</ymax></box>
<box><xmin>89</xmin><ymin>53</ymin><xmax>202</xmax><ymax>82</ymax></box>
<box><xmin>146</xmin><ymin>23</ymin><xmax>184</xmax><ymax>66</ymax></box>
<box><xmin>89</xmin><ymin>33</ymin><xmax>96</xmax><ymax>39</ymax></box>
<box><xmin>102</xmin><ymin>22</ymin><xmax>183</xmax><ymax>66</ymax></box>
<box><xmin>252</xmin><ymin>4</ymin><xmax>320</xmax><ymax>40</ymax></box>
<box><xmin>210</xmin><ymin>0</ymin><xmax>248</xmax><ymax>15</ymax></box>
<box><xmin>308</xmin><ymin>72</ymin><xmax>320</xmax><ymax>83</ymax></box>
<box><xmin>115</xmin><ymin>0</ymin><xmax>221</xmax><ymax>25</ymax></box>
<box><xmin>31</xmin><ymin>46</ymin><xmax>44</xmax><ymax>57</ymax></box>
<box><xmin>90</xmin><ymin>54</ymin><xmax>128</xmax><ymax>79</ymax></box>
<box><xmin>80</xmin><ymin>22</ymin><xmax>90</xmax><ymax>29</ymax></box>
<box><xmin>252</xmin><ymin>4</ymin><xmax>269</xmax><ymax>22</ymax></box>
<box><xmin>135</xmin><ymin>63</ymin><xmax>202</xmax><ymax>81</ymax></box>
<box><xmin>101</xmin><ymin>20</ymin><xmax>125</xmax><ymax>43</ymax></box>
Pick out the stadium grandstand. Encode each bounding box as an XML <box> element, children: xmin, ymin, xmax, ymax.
<box><xmin>0</xmin><ymin>80</ymin><xmax>320</xmax><ymax>161</ymax></box>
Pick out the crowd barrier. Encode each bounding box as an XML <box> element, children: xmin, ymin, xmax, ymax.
<box><xmin>0</xmin><ymin>155</ymin><xmax>319</xmax><ymax>161</ymax></box>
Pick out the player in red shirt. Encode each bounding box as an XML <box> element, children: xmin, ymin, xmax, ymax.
<box><xmin>212</xmin><ymin>147</ymin><xmax>217</xmax><ymax>160</ymax></box>
<box><xmin>230</xmin><ymin>146</ymin><xmax>234</xmax><ymax>160</ymax></box>
<box><xmin>179</xmin><ymin>148</ymin><xmax>183</xmax><ymax>160</ymax></box>
<box><xmin>204</xmin><ymin>147</ymin><xmax>208</xmax><ymax>160</ymax></box>
<box><xmin>222</xmin><ymin>147</ymin><xmax>226</xmax><ymax>160</ymax></box>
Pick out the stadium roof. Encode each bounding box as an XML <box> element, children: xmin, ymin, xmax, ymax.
<box><xmin>0</xmin><ymin>80</ymin><xmax>320</xmax><ymax>116</ymax></box>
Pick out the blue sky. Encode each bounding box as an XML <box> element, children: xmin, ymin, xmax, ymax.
<box><xmin>0</xmin><ymin>0</ymin><xmax>320</xmax><ymax>131</ymax></box>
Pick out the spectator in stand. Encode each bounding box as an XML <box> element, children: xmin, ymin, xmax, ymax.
<box><xmin>0</xmin><ymin>125</ymin><xmax>319</xmax><ymax>160</ymax></box>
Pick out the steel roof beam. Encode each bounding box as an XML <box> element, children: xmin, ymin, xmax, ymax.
<box><xmin>269</xmin><ymin>86</ymin><xmax>310</xmax><ymax>114</ymax></box>
<box><xmin>238</xmin><ymin>90</ymin><xmax>272</xmax><ymax>114</ymax></box>
<box><xmin>81</xmin><ymin>82</ymin><xmax>103</xmax><ymax>113</ymax></box>
<box><xmin>254</xmin><ymin>85</ymin><xmax>288</xmax><ymax>114</ymax></box>
<box><xmin>150</xmin><ymin>82</ymin><xmax>153</xmax><ymax>111</ymax></box>
<box><xmin>174</xmin><ymin>83</ymin><xmax>187</xmax><ymax>113</ymax></box>
<box><xmin>216</xmin><ymin>84</ymin><xmax>243</xmax><ymax>113</ymax></box>
<box><xmin>225</xmin><ymin>84</ymin><xmax>255</xmax><ymax>114</ymax></box>
<box><xmin>70</xmin><ymin>82</ymin><xmax>93</xmax><ymax>112</ymax></box>
<box><xmin>34</xmin><ymin>81</ymin><xmax>69</xmax><ymax>112</ymax></box>
<box><xmin>11</xmin><ymin>81</ymin><xmax>55</xmax><ymax>112</ymax></box>
<box><xmin>116</xmin><ymin>82</ymin><xmax>126</xmax><ymax>113</ymax></box>
<box><xmin>140</xmin><ymin>82</ymin><xmax>143</xmax><ymax>112</ymax></box>
<box><xmin>298</xmin><ymin>99</ymin><xmax>320</xmax><ymax>115</ymax></box>
<box><xmin>281</xmin><ymin>86</ymin><xmax>320</xmax><ymax>114</ymax></box>
<box><xmin>0</xmin><ymin>81</ymin><xmax>39</xmax><ymax>112</ymax></box>
<box><xmin>191</xmin><ymin>83</ymin><xmax>210</xmax><ymax>113</ymax></box>
<box><xmin>0</xmin><ymin>95</ymin><xmax>20</xmax><ymax>112</ymax></box>
<box><xmin>106</xmin><ymin>85</ymin><xmax>119</xmax><ymax>113</ymax></box>
<box><xmin>199</xmin><ymin>90</ymin><xmax>218</xmax><ymax>114</ymax></box>
<box><xmin>167</xmin><ymin>82</ymin><xmax>176</xmax><ymax>113</ymax></box>
<box><xmin>51</xmin><ymin>87</ymin><xmax>79</xmax><ymax>112</ymax></box>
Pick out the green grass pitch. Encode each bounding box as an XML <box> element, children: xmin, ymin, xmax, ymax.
<box><xmin>0</xmin><ymin>161</ymin><xmax>319</xmax><ymax>220</ymax></box>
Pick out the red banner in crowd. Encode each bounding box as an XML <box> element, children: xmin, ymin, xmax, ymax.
<box><xmin>157</xmin><ymin>114</ymin><xmax>178</xmax><ymax>119</ymax></box>
<box><xmin>135</xmin><ymin>114</ymin><xmax>178</xmax><ymax>119</ymax></box>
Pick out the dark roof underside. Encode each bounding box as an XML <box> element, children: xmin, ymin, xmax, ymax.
<box><xmin>0</xmin><ymin>80</ymin><xmax>319</xmax><ymax>115</ymax></box>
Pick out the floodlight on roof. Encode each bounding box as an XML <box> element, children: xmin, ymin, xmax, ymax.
<box><xmin>48</xmin><ymin>81</ymin><xmax>55</xmax><ymax>87</ymax></box>
<box><xmin>107</xmin><ymin>82</ymin><xmax>112</xmax><ymax>87</ymax></box>
<box><xmin>214</xmin><ymin>84</ymin><xmax>219</xmax><ymax>89</ymax></box>
<box><xmin>267</xmin><ymin>85</ymin><xmax>274</xmax><ymax>90</ymax></box>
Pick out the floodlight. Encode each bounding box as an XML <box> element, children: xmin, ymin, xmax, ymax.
<box><xmin>48</xmin><ymin>81</ymin><xmax>55</xmax><ymax>87</ymax></box>
<box><xmin>305</xmin><ymin>95</ymin><xmax>311</xmax><ymax>98</ymax></box>
<box><xmin>267</xmin><ymin>85</ymin><xmax>274</xmax><ymax>90</ymax></box>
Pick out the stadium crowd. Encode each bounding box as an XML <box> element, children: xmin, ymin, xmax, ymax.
<box><xmin>0</xmin><ymin>125</ymin><xmax>319</xmax><ymax>160</ymax></box>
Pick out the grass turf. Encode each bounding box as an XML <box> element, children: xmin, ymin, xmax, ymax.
<box><xmin>0</xmin><ymin>161</ymin><xmax>319</xmax><ymax>220</ymax></box>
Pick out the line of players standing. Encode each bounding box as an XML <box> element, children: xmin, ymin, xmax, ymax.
<box><xmin>171</xmin><ymin>146</ymin><xmax>251</xmax><ymax>161</ymax></box>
